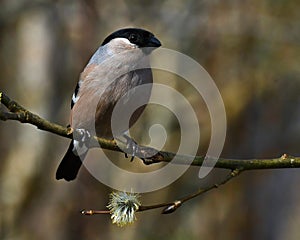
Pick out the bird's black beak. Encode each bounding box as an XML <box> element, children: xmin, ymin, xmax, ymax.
<box><xmin>148</xmin><ymin>36</ymin><xmax>161</xmax><ymax>48</ymax></box>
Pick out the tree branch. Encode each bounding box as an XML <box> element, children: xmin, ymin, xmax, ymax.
<box><xmin>2</xmin><ymin>91</ymin><xmax>300</xmax><ymax>220</ymax></box>
<box><xmin>0</xmin><ymin>92</ymin><xmax>72</xmax><ymax>138</ymax></box>
<box><xmin>1</xmin><ymin>91</ymin><xmax>299</xmax><ymax>170</ymax></box>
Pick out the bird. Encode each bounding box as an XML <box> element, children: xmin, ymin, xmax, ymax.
<box><xmin>56</xmin><ymin>28</ymin><xmax>161</xmax><ymax>181</ymax></box>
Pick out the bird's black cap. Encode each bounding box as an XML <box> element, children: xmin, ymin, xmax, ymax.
<box><xmin>101</xmin><ymin>28</ymin><xmax>161</xmax><ymax>48</ymax></box>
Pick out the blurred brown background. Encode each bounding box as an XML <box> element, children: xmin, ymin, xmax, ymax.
<box><xmin>0</xmin><ymin>0</ymin><xmax>300</xmax><ymax>239</ymax></box>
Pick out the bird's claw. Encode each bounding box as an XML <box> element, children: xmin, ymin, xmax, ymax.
<box><xmin>118</xmin><ymin>134</ymin><xmax>159</xmax><ymax>165</ymax></box>
<box><xmin>142</xmin><ymin>158</ymin><xmax>157</xmax><ymax>165</ymax></box>
<box><xmin>74</xmin><ymin>129</ymin><xmax>91</xmax><ymax>148</ymax></box>
<box><xmin>121</xmin><ymin>134</ymin><xmax>139</xmax><ymax>161</ymax></box>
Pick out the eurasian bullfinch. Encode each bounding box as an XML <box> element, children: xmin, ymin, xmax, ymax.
<box><xmin>56</xmin><ymin>28</ymin><xmax>161</xmax><ymax>181</ymax></box>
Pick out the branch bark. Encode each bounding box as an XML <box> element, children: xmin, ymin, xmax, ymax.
<box><xmin>1</xmin><ymin>91</ymin><xmax>299</xmax><ymax>216</ymax></box>
<box><xmin>1</xmin><ymin>91</ymin><xmax>300</xmax><ymax>170</ymax></box>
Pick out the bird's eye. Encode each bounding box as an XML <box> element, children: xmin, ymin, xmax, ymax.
<box><xmin>129</xmin><ymin>34</ymin><xmax>138</xmax><ymax>42</ymax></box>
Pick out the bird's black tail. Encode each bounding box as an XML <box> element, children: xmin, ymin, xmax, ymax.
<box><xmin>56</xmin><ymin>141</ymin><xmax>86</xmax><ymax>181</ymax></box>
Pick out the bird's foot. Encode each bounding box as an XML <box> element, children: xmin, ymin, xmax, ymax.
<box><xmin>74</xmin><ymin>129</ymin><xmax>91</xmax><ymax>146</ymax></box>
<box><xmin>73</xmin><ymin>128</ymin><xmax>91</xmax><ymax>155</ymax></box>
<box><xmin>121</xmin><ymin>134</ymin><xmax>140</xmax><ymax>162</ymax></box>
<box><xmin>115</xmin><ymin>133</ymin><xmax>160</xmax><ymax>165</ymax></box>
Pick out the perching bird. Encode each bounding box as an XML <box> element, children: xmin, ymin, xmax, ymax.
<box><xmin>56</xmin><ymin>28</ymin><xmax>161</xmax><ymax>181</ymax></box>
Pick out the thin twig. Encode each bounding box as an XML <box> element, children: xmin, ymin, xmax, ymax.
<box><xmin>160</xmin><ymin>168</ymin><xmax>242</xmax><ymax>213</ymax></box>
<box><xmin>81</xmin><ymin>210</ymin><xmax>110</xmax><ymax>215</ymax></box>
<box><xmin>80</xmin><ymin>168</ymin><xmax>243</xmax><ymax>215</ymax></box>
